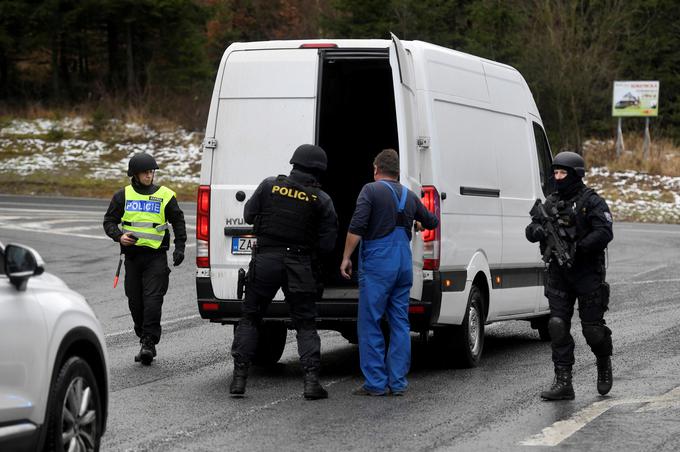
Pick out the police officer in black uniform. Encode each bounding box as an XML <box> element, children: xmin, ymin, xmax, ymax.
<box><xmin>103</xmin><ymin>153</ymin><xmax>186</xmax><ymax>365</ymax></box>
<box><xmin>229</xmin><ymin>144</ymin><xmax>338</xmax><ymax>400</ymax></box>
<box><xmin>526</xmin><ymin>151</ymin><xmax>614</xmax><ymax>400</ymax></box>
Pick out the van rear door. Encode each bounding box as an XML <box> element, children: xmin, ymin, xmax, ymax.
<box><xmin>390</xmin><ymin>34</ymin><xmax>424</xmax><ymax>300</ymax></box>
<box><xmin>209</xmin><ymin>49</ymin><xmax>320</xmax><ymax>300</ymax></box>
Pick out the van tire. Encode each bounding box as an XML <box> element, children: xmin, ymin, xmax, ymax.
<box><xmin>253</xmin><ymin>323</ymin><xmax>287</xmax><ymax>366</ymax></box>
<box><xmin>454</xmin><ymin>285</ymin><xmax>486</xmax><ymax>368</ymax></box>
<box><xmin>433</xmin><ymin>285</ymin><xmax>485</xmax><ymax>368</ymax></box>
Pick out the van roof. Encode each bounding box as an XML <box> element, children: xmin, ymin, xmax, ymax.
<box><xmin>223</xmin><ymin>39</ymin><xmax>540</xmax><ymax>120</ymax></box>
<box><xmin>225</xmin><ymin>39</ymin><xmax>517</xmax><ymax>72</ymax></box>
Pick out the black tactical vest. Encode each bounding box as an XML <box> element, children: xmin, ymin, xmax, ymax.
<box><xmin>545</xmin><ymin>186</ymin><xmax>594</xmax><ymax>243</ymax></box>
<box><xmin>254</xmin><ymin>175</ymin><xmax>320</xmax><ymax>248</ymax></box>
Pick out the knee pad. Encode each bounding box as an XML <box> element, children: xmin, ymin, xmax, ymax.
<box><xmin>581</xmin><ymin>321</ymin><xmax>611</xmax><ymax>347</ymax></box>
<box><xmin>548</xmin><ymin>317</ymin><xmax>570</xmax><ymax>346</ymax></box>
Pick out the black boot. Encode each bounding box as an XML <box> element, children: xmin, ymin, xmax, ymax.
<box><xmin>540</xmin><ymin>366</ymin><xmax>575</xmax><ymax>401</ymax></box>
<box><xmin>303</xmin><ymin>368</ymin><xmax>328</xmax><ymax>400</ymax></box>
<box><xmin>135</xmin><ymin>337</ymin><xmax>155</xmax><ymax>365</ymax></box>
<box><xmin>596</xmin><ymin>356</ymin><xmax>613</xmax><ymax>395</ymax></box>
<box><xmin>229</xmin><ymin>362</ymin><xmax>249</xmax><ymax>396</ymax></box>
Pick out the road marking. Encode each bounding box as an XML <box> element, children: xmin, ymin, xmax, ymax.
<box><xmin>0</xmin><ymin>207</ymin><xmax>103</xmax><ymax>215</ymax></box>
<box><xmin>617</xmin><ymin>228</ymin><xmax>680</xmax><ymax>235</ymax></box>
<box><xmin>0</xmin><ymin>222</ymin><xmax>109</xmax><ymax>240</ymax></box>
<box><xmin>105</xmin><ymin>313</ymin><xmax>201</xmax><ymax>339</ymax></box>
<box><xmin>26</xmin><ymin>218</ymin><xmax>88</xmax><ymax>226</ymax></box>
<box><xmin>635</xmin><ymin>386</ymin><xmax>680</xmax><ymax>412</ymax></box>
<box><xmin>521</xmin><ymin>385</ymin><xmax>680</xmax><ymax>446</ymax></box>
<box><xmin>610</xmin><ymin>278</ymin><xmax>680</xmax><ymax>286</ymax></box>
<box><xmin>629</xmin><ymin>263</ymin><xmax>670</xmax><ymax>279</ymax></box>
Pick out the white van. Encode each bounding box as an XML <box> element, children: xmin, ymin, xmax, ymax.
<box><xmin>195</xmin><ymin>35</ymin><xmax>555</xmax><ymax>367</ymax></box>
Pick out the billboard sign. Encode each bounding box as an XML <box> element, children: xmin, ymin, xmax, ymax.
<box><xmin>612</xmin><ymin>81</ymin><xmax>659</xmax><ymax>117</ymax></box>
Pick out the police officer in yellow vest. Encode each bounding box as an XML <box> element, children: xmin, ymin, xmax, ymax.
<box><xmin>103</xmin><ymin>153</ymin><xmax>186</xmax><ymax>365</ymax></box>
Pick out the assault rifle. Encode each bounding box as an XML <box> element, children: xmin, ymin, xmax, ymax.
<box><xmin>530</xmin><ymin>198</ymin><xmax>575</xmax><ymax>268</ymax></box>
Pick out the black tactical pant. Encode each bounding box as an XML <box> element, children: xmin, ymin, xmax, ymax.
<box><xmin>545</xmin><ymin>263</ymin><xmax>612</xmax><ymax>368</ymax></box>
<box><xmin>124</xmin><ymin>252</ymin><xmax>170</xmax><ymax>344</ymax></box>
<box><xmin>231</xmin><ymin>248</ymin><xmax>321</xmax><ymax>370</ymax></box>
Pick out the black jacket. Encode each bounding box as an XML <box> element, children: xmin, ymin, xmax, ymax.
<box><xmin>103</xmin><ymin>178</ymin><xmax>187</xmax><ymax>256</ymax></box>
<box><xmin>244</xmin><ymin>168</ymin><xmax>338</xmax><ymax>254</ymax></box>
<box><xmin>527</xmin><ymin>184</ymin><xmax>613</xmax><ymax>270</ymax></box>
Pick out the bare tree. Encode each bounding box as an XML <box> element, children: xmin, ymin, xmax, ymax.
<box><xmin>518</xmin><ymin>0</ymin><xmax>632</xmax><ymax>152</ymax></box>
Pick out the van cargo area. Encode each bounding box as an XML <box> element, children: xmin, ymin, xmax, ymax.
<box><xmin>316</xmin><ymin>49</ymin><xmax>399</xmax><ymax>289</ymax></box>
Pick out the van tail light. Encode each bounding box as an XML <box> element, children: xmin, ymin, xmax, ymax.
<box><xmin>421</xmin><ymin>185</ymin><xmax>441</xmax><ymax>271</ymax></box>
<box><xmin>300</xmin><ymin>43</ymin><xmax>337</xmax><ymax>48</ymax></box>
<box><xmin>196</xmin><ymin>185</ymin><xmax>210</xmax><ymax>268</ymax></box>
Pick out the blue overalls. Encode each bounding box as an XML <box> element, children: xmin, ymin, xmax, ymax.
<box><xmin>358</xmin><ymin>181</ymin><xmax>413</xmax><ymax>393</ymax></box>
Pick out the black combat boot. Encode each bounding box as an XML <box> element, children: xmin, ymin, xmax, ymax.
<box><xmin>303</xmin><ymin>368</ymin><xmax>328</xmax><ymax>400</ymax></box>
<box><xmin>135</xmin><ymin>336</ymin><xmax>156</xmax><ymax>365</ymax></box>
<box><xmin>596</xmin><ymin>356</ymin><xmax>613</xmax><ymax>395</ymax></box>
<box><xmin>229</xmin><ymin>362</ymin><xmax>249</xmax><ymax>396</ymax></box>
<box><xmin>540</xmin><ymin>366</ymin><xmax>575</xmax><ymax>401</ymax></box>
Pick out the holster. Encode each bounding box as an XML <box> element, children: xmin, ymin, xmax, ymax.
<box><xmin>237</xmin><ymin>268</ymin><xmax>247</xmax><ymax>300</ymax></box>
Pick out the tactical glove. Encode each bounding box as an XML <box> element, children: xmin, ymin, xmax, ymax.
<box><xmin>526</xmin><ymin>223</ymin><xmax>546</xmax><ymax>242</ymax></box>
<box><xmin>173</xmin><ymin>249</ymin><xmax>185</xmax><ymax>267</ymax></box>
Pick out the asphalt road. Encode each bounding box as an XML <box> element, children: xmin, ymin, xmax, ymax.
<box><xmin>2</xmin><ymin>194</ymin><xmax>680</xmax><ymax>451</ymax></box>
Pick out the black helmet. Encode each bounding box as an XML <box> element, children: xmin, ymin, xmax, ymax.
<box><xmin>552</xmin><ymin>151</ymin><xmax>585</xmax><ymax>178</ymax></box>
<box><xmin>127</xmin><ymin>153</ymin><xmax>159</xmax><ymax>177</ymax></box>
<box><xmin>289</xmin><ymin>144</ymin><xmax>327</xmax><ymax>172</ymax></box>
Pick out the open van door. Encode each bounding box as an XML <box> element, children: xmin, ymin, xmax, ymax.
<box><xmin>389</xmin><ymin>34</ymin><xmax>424</xmax><ymax>300</ymax></box>
<box><xmin>208</xmin><ymin>48</ymin><xmax>320</xmax><ymax>300</ymax></box>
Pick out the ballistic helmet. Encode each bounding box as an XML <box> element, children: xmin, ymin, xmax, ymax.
<box><xmin>127</xmin><ymin>153</ymin><xmax>159</xmax><ymax>177</ymax></box>
<box><xmin>289</xmin><ymin>144</ymin><xmax>327</xmax><ymax>172</ymax></box>
<box><xmin>552</xmin><ymin>151</ymin><xmax>585</xmax><ymax>178</ymax></box>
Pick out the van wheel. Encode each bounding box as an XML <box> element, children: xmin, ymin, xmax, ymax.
<box><xmin>531</xmin><ymin>315</ymin><xmax>551</xmax><ymax>342</ymax></box>
<box><xmin>453</xmin><ymin>285</ymin><xmax>485</xmax><ymax>367</ymax></box>
<box><xmin>45</xmin><ymin>356</ymin><xmax>102</xmax><ymax>452</ymax></box>
<box><xmin>434</xmin><ymin>285</ymin><xmax>485</xmax><ymax>368</ymax></box>
<box><xmin>253</xmin><ymin>323</ymin><xmax>287</xmax><ymax>366</ymax></box>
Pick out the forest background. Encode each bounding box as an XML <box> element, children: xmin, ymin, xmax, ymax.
<box><xmin>1</xmin><ymin>0</ymin><xmax>678</xmax><ymax>152</ymax></box>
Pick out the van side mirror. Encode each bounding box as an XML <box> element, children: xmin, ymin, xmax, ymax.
<box><xmin>4</xmin><ymin>244</ymin><xmax>45</xmax><ymax>291</ymax></box>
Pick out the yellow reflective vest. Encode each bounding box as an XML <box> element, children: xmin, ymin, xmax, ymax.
<box><xmin>121</xmin><ymin>185</ymin><xmax>175</xmax><ymax>249</ymax></box>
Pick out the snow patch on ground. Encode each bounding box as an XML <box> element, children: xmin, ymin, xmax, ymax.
<box><xmin>587</xmin><ymin>167</ymin><xmax>680</xmax><ymax>223</ymax></box>
<box><xmin>0</xmin><ymin>118</ymin><xmax>202</xmax><ymax>184</ymax></box>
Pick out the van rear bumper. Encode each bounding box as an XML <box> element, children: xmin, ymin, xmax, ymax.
<box><xmin>196</xmin><ymin>277</ymin><xmax>440</xmax><ymax>331</ymax></box>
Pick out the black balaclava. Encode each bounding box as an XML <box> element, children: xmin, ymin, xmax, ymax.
<box><xmin>291</xmin><ymin>163</ymin><xmax>322</xmax><ymax>184</ymax></box>
<box><xmin>554</xmin><ymin>166</ymin><xmax>584</xmax><ymax>199</ymax></box>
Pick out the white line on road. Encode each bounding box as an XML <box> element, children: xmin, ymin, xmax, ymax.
<box><xmin>629</xmin><ymin>263</ymin><xmax>670</xmax><ymax>279</ymax></box>
<box><xmin>25</xmin><ymin>218</ymin><xmax>89</xmax><ymax>226</ymax></box>
<box><xmin>105</xmin><ymin>313</ymin><xmax>201</xmax><ymax>340</ymax></box>
<box><xmin>520</xmin><ymin>385</ymin><xmax>680</xmax><ymax>446</ymax></box>
<box><xmin>0</xmin><ymin>223</ymin><xmax>109</xmax><ymax>240</ymax></box>
<box><xmin>610</xmin><ymin>278</ymin><xmax>680</xmax><ymax>286</ymax></box>
<box><xmin>635</xmin><ymin>385</ymin><xmax>680</xmax><ymax>412</ymax></box>
<box><xmin>616</xmin><ymin>228</ymin><xmax>680</xmax><ymax>235</ymax></box>
<box><xmin>0</xmin><ymin>205</ymin><xmax>197</xmax><ymax>219</ymax></box>
<box><xmin>0</xmin><ymin>207</ymin><xmax>104</xmax><ymax>215</ymax></box>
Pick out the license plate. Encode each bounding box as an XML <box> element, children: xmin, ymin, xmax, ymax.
<box><xmin>231</xmin><ymin>236</ymin><xmax>256</xmax><ymax>255</ymax></box>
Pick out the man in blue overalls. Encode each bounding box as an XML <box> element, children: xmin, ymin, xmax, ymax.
<box><xmin>340</xmin><ymin>149</ymin><xmax>438</xmax><ymax>396</ymax></box>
